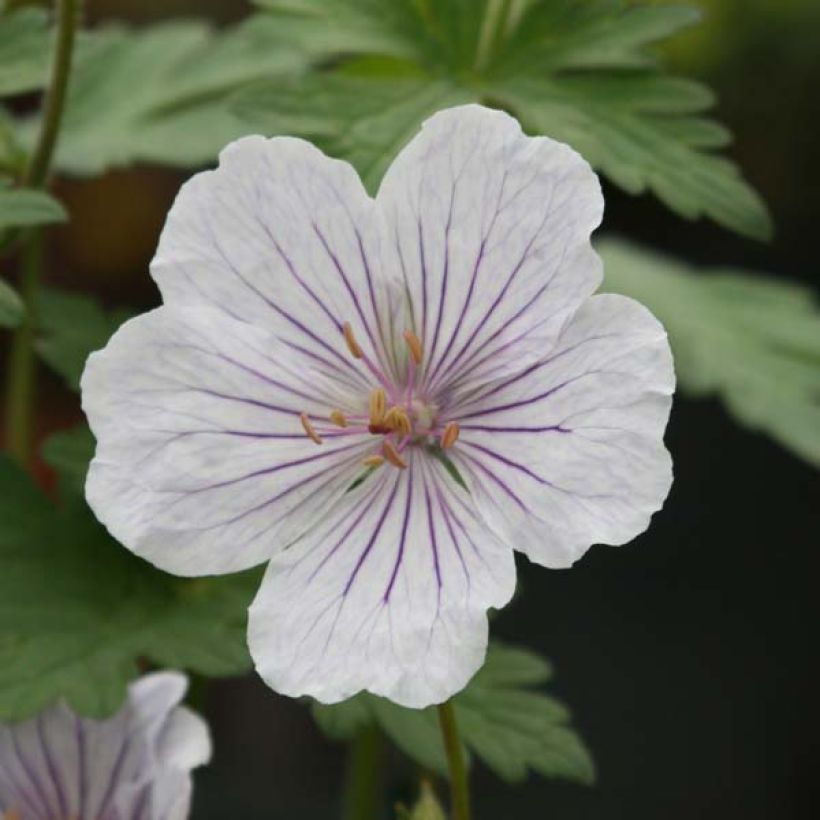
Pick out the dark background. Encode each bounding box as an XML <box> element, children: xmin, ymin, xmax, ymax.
<box><xmin>13</xmin><ymin>1</ymin><xmax>820</xmax><ymax>817</ymax></box>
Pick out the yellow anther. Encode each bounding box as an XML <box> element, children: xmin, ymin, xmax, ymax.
<box><xmin>299</xmin><ymin>412</ymin><xmax>323</xmax><ymax>445</ymax></box>
<box><xmin>384</xmin><ymin>406</ymin><xmax>412</xmax><ymax>436</ymax></box>
<box><xmin>4</xmin><ymin>811</ymin><xmax>22</xmax><ymax>820</ymax></box>
<box><xmin>343</xmin><ymin>321</ymin><xmax>364</xmax><ymax>359</ymax></box>
<box><xmin>440</xmin><ymin>421</ymin><xmax>460</xmax><ymax>450</ymax></box>
<box><xmin>363</xmin><ymin>455</ymin><xmax>385</xmax><ymax>468</ymax></box>
<box><xmin>369</xmin><ymin>388</ymin><xmax>387</xmax><ymax>426</ymax></box>
<box><xmin>329</xmin><ymin>409</ymin><xmax>348</xmax><ymax>428</ymax></box>
<box><xmin>403</xmin><ymin>328</ymin><xmax>423</xmax><ymax>365</ymax></box>
<box><xmin>382</xmin><ymin>440</ymin><xmax>408</xmax><ymax>470</ymax></box>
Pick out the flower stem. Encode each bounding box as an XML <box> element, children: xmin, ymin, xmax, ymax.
<box><xmin>341</xmin><ymin>725</ymin><xmax>384</xmax><ymax>820</ymax></box>
<box><xmin>437</xmin><ymin>700</ymin><xmax>470</xmax><ymax>820</ymax></box>
<box><xmin>4</xmin><ymin>0</ymin><xmax>81</xmax><ymax>465</ymax></box>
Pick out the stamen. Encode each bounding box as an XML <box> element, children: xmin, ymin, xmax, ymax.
<box><xmin>382</xmin><ymin>439</ymin><xmax>408</xmax><ymax>469</ymax></box>
<box><xmin>440</xmin><ymin>421</ymin><xmax>460</xmax><ymax>449</ymax></box>
<box><xmin>363</xmin><ymin>455</ymin><xmax>385</xmax><ymax>468</ymax></box>
<box><xmin>369</xmin><ymin>388</ymin><xmax>387</xmax><ymax>426</ymax></box>
<box><xmin>4</xmin><ymin>811</ymin><xmax>21</xmax><ymax>820</ymax></box>
<box><xmin>329</xmin><ymin>409</ymin><xmax>348</xmax><ymax>428</ymax></box>
<box><xmin>384</xmin><ymin>406</ymin><xmax>412</xmax><ymax>436</ymax></box>
<box><xmin>403</xmin><ymin>329</ymin><xmax>423</xmax><ymax>365</ymax></box>
<box><xmin>299</xmin><ymin>412</ymin><xmax>323</xmax><ymax>445</ymax></box>
<box><xmin>343</xmin><ymin>321</ymin><xmax>364</xmax><ymax>359</ymax></box>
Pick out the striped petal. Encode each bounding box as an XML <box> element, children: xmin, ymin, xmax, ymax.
<box><xmin>152</xmin><ymin>134</ymin><xmax>397</xmax><ymax>388</ymax></box>
<box><xmin>376</xmin><ymin>104</ymin><xmax>604</xmax><ymax>397</ymax></box>
<box><xmin>82</xmin><ymin>306</ymin><xmax>375</xmax><ymax>576</ymax></box>
<box><xmin>0</xmin><ymin>672</ymin><xmax>210</xmax><ymax>820</ymax></box>
<box><xmin>248</xmin><ymin>450</ymin><xmax>516</xmax><ymax>708</ymax></box>
<box><xmin>450</xmin><ymin>294</ymin><xmax>674</xmax><ymax>567</ymax></box>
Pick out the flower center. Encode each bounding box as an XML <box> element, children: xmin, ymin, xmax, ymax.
<box><xmin>297</xmin><ymin>322</ymin><xmax>460</xmax><ymax>470</ymax></box>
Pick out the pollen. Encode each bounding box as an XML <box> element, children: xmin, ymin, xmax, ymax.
<box><xmin>4</xmin><ymin>811</ymin><xmax>21</xmax><ymax>820</ymax></box>
<box><xmin>343</xmin><ymin>321</ymin><xmax>364</xmax><ymax>359</ymax></box>
<box><xmin>368</xmin><ymin>387</ymin><xmax>387</xmax><ymax>426</ymax></box>
<box><xmin>440</xmin><ymin>421</ymin><xmax>460</xmax><ymax>449</ymax></box>
<box><xmin>403</xmin><ymin>328</ymin><xmax>423</xmax><ymax>365</ymax></box>
<box><xmin>382</xmin><ymin>440</ymin><xmax>408</xmax><ymax>469</ymax></box>
<box><xmin>329</xmin><ymin>409</ymin><xmax>348</xmax><ymax>427</ymax></box>
<box><xmin>299</xmin><ymin>412</ymin><xmax>323</xmax><ymax>445</ymax></box>
<box><xmin>363</xmin><ymin>455</ymin><xmax>385</xmax><ymax>468</ymax></box>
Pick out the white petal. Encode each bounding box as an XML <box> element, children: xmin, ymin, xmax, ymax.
<box><xmin>0</xmin><ymin>672</ymin><xmax>207</xmax><ymax>820</ymax></box>
<box><xmin>82</xmin><ymin>305</ymin><xmax>374</xmax><ymax>576</ymax></box>
<box><xmin>248</xmin><ymin>451</ymin><xmax>516</xmax><ymax>708</ymax></box>
<box><xmin>152</xmin><ymin>134</ymin><xmax>397</xmax><ymax>384</ymax></box>
<box><xmin>376</xmin><ymin>104</ymin><xmax>603</xmax><ymax>396</ymax></box>
<box><xmin>450</xmin><ymin>294</ymin><xmax>674</xmax><ymax>567</ymax></box>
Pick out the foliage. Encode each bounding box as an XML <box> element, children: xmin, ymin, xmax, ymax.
<box><xmin>0</xmin><ymin>6</ymin><xmax>50</xmax><ymax>96</ymax></box>
<box><xmin>600</xmin><ymin>238</ymin><xmax>820</xmax><ymax>466</ymax></box>
<box><xmin>35</xmin><ymin>286</ymin><xmax>132</xmax><ymax>390</ymax></box>
<box><xmin>0</xmin><ymin>187</ymin><xmax>66</xmax><ymax>229</ymax></box>
<box><xmin>238</xmin><ymin>0</ymin><xmax>771</xmax><ymax>239</ymax></box>
<box><xmin>313</xmin><ymin>643</ymin><xmax>595</xmax><ymax>785</ymax></box>
<box><xmin>0</xmin><ymin>275</ymin><xmax>22</xmax><ymax>327</ymax></box>
<box><xmin>13</xmin><ymin>15</ymin><xmax>306</xmax><ymax>175</ymax></box>
<box><xmin>0</xmin><ymin>444</ymin><xmax>260</xmax><ymax>721</ymax></box>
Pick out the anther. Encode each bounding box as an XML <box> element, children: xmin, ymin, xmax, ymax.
<box><xmin>440</xmin><ymin>421</ymin><xmax>460</xmax><ymax>449</ymax></box>
<box><xmin>403</xmin><ymin>329</ymin><xmax>423</xmax><ymax>365</ymax></box>
<box><xmin>4</xmin><ymin>811</ymin><xmax>21</xmax><ymax>820</ymax></box>
<box><xmin>329</xmin><ymin>409</ymin><xmax>348</xmax><ymax>428</ymax></box>
<box><xmin>369</xmin><ymin>388</ymin><xmax>387</xmax><ymax>426</ymax></box>
<box><xmin>299</xmin><ymin>412</ymin><xmax>323</xmax><ymax>445</ymax></box>
<box><xmin>384</xmin><ymin>406</ymin><xmax>412</xmax><ymax>436</ymax></box>
<box><xmin>363</xmin><ymin>455</ymin><xmax>385</xmax><ymax>468</ymax></box>
<box><xmin>382</xmin><ymin>440</ymin><xmax>408</xmax><ymax>469</ymax></box>
<box><xmin>343</xmin><ymin>321</ymin><xmax>364</xmax><ymax>359</ymax></box>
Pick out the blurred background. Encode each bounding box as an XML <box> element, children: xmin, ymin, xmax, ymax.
<box><xmin>3</xmin><ymin>0</ymin><xmax>818</xmax><ymax>818</ymax></box>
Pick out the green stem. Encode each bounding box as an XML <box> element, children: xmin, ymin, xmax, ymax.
<box><xmin>23</xmin><ymin>0</ymin><xmax>81</xmax><ymax>189</ymax></box>
<box><xmin>475</xmin><ymin>0</ymin><xmax>513</xmax><ymax>71</ymax></box>
<box><xmin>341</xmin><ymin>726</ymin><xmax>384</xmax><ymax>820</ymax></box>
<box><xmin>4</xmin><ymin>0</ymin><xmax>80</xmax><ymax>465</ymax></box>
<box><xmin>437</xmin><ymin>701</ymin><xmax>470</xmax><ymax>820</ymax></box>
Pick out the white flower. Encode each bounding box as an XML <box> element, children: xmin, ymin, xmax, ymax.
<box><xmin>0</xmin><ymin>672</ymin><xmax>210</xmax><ymax>820</ymax></box>
<box><xmin>82</xmin><ymin>105</ymin><xmax>674</xmax><ymax>709</ymax></box>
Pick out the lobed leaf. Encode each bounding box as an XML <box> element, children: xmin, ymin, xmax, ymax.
<box><xmin>0</xmin><ymin>187</ymin><xmax>67</xmax><ymax>230</ymax></box>
<box><xmin>0</xmin><ymin>7</ymin><xmax>51</xmax><ymax>97</ymax></box>
<box><xmin>599</xmin><ymin>238</ymin><xmax>820</xmax><ymax>466</ymax></box>
<box><xmin>242</xmin><ymin>0</ymin><xmax>771</xmax><ymax>239</ymax></box>
<box><xmin>35</xmin><ymin>286</ymin><xmax>132</xmax><ymax>390</ymax></box>
<box><xmin>0</xmin><ymin>449</ymin><xmax>260</xmax><ymax>721</ymax></box>
<box><xmin>312</xmin><ymin>643</ymin><xmax>595</xmax><ymax>786</ymax></box>
<box><xmin>0</xmin><ymin>276</ymin><xmax>23</xmax><ymax>328</ymax></box>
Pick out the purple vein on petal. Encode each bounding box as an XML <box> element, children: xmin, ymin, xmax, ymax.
<box><xmin>383</xmin><ymin>468</ymin><xmax>415</xmax><ymax>603</ymax></box>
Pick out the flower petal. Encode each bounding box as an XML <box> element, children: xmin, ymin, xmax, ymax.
<box><xmin>152</xmin><ymin>134</ymin><xmax>397</xmax><ymax>385</ymax></box>
<box><xmin>376</xmin><ymin>104</ymin><xmax>603</xmax><ymax>396</ymax></box>
<box><xmin>0</xmin><ymin>672</ymin><xmax>206</xmax><ymax>820</ymax></box>
<box><xmin>82</xmin><ymin>305</ymin><xmax>375</xmax><ymax>576</ymax></box>
<box><xmin>248</xmin><ymin>451</ymin><xmax>516</xmax><ymax>708</ymax></box>
<box><xmin>450</xmin><ymin>294</ymin><xmax>674</xmax><ymax>568</ymax></box>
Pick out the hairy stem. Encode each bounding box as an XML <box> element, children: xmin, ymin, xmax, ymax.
<box><xmin>4</xmin><ymin>0</ymin><xmax>81</xmax><ymax>464</ymax></box>
<box><xmin>341</xmin><ymin>725</ymin><xmax>384</xmax><ymax>820</ymax></box>
<box><xmin>437</xmin><ymin>700</ymin><xmax>470</xmax><ymax>820</ymax></box>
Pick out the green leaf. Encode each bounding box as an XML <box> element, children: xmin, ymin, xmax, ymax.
<box><xmin>18</xmin><ymin>16</ymin><xmax>306</xmax><ymax>175</ymax></box>
<box><xmin>0</xmin><ymin>453</ymin><xmax>260</xmax><ymax>720</ymax></box>
<box><xmin>40</xmin><ymin>422</ymin><xmax>95</xmax><ymax>496</ymax></box>
<box><xmin>0</xmin><ymin>7</ymin><xmax>50</xmax><ymax>96</ymax></box>
<box><xmin>599</xmin><ymin>237</ymin><xmax>820</xmax><ymax>466</ymax></box>
<box><xmin>243</xmin><ymin>0</ymin><xmax>771</xmax><ymax>239</ymax></box>
<box><xmin>0</xmin><ymin>276</ymin><xmax>23</xmax><ymax>327</ymax></box>
<box><xmin>35</xmin><ymin>286</ymin><xmax>132</xmax><ymax>390</ymax></box>
<box><xmin>0</xmin><ymin>187</ymin><xmax>67</xmax><ymax>230</ymax></box>
<box><xmin>312</xmin><ymin>643</ymin><xmax>595</xmax><ymax>786</ymax></box>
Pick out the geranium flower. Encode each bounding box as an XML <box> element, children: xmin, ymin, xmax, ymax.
<box><xmin>0</xmin><ymin>672</ymin><xmax>210</xmax><ymax>819</ymax></box>
<box><xmin>82</xmin><ymin>105</ymin><xmax>674</xmax><ymax>708</ymax></box>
